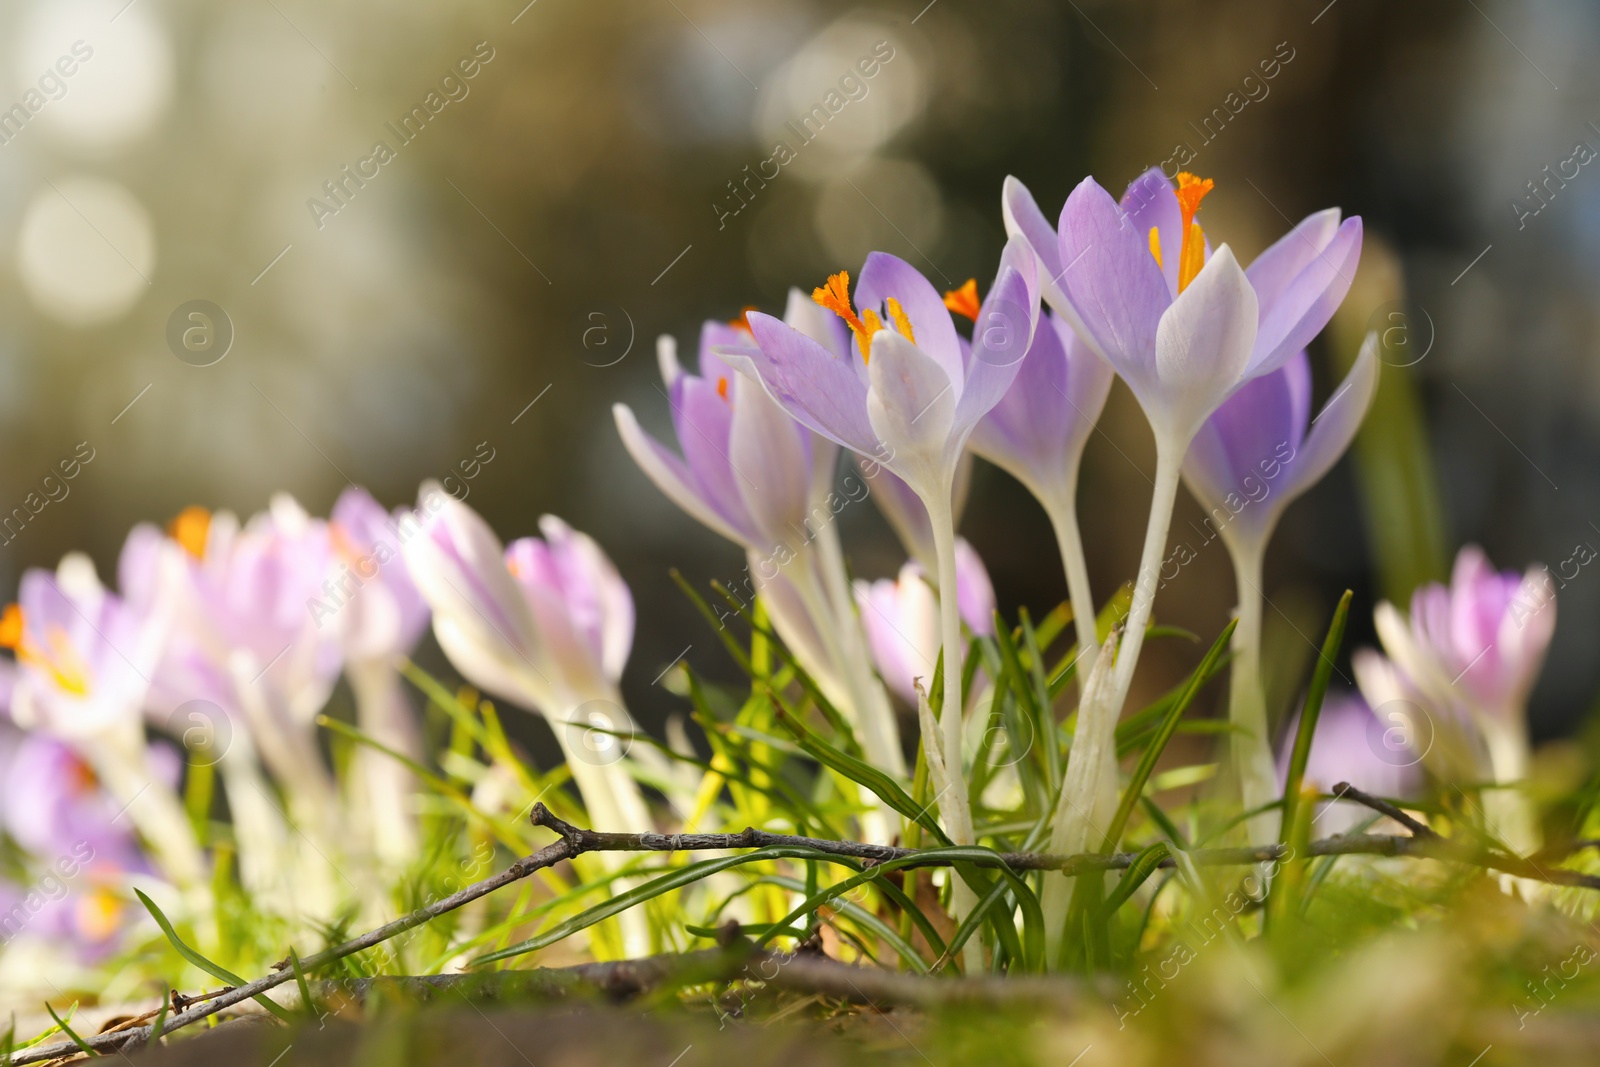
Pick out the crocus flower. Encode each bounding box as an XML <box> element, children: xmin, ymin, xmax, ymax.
<box><xmin>614</xmin><ymin>297</ymin><xmax>902</xmax><ymax>776</ymax></box>
<box><xmin>1276</xmin><ymin>692</ymin><xmax>1422</xmax><ymax>836</ymax></box>
<box><xmin>328</xmin><ymin>486</ymin><xmax>431</xmax><ymax>866</ymax></box>
<box><xmin>968</xmin><ymin>307</ymin><xmax>1114</xmax><ymax>677</ymax></box>
<box><xmin>1</xmin><ymin>556</ymin><xmax>204</xmax><ymax>887</ymax></box>
<box><xmin>401</xmin><ymin>487</ymin><xmax>651</xmax><ymax>832</ymax></box>
<box><xmin>854</xmin><ymin>540</ymin><xmax>995</xmax><ymax>707</ymax></box>
<box><xmin>1360</xmin><ymin>546</ymin><xmax>1553</xmax><ymax>858</ymax></box>
<box><xmin>1182</xmin><ymin>333</ymin><xmax>1379</xmax><ymax>840</ymax></box>
<box><xmin>727</xmin><ymin>239</ymin><xmax>1039</xmax><ymax>900</ymax></box>
<box><xmin>1008</xmin><ymin>169</ymin><xmax>1361</xmax><ymax>900</ymax></box>
<box><xmin>402</xmin><ymin>488</ymin><xmax>654</xmax><ymax>953</ymax></box>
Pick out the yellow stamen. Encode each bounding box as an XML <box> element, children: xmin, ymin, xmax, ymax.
<box><xmin>168</xmin><ymin>506</ymin><xmax>211</xmax><ymax>560</ymax></box>
<box><xmin>885</xmin><ymin>297</ymin><xmax>916</xmax><ymax>344</ymax></box>
<box><xmin>812</xmin><ymin>270</ymin><xmax>883</xmax><ymax>363</ymax></box>
<box><xmin>1173</xmin><ymin>172</ymin><xmax>1214</xmax><ymax>293</ymax></box>
<box><xmin>942</xmin><ymin>279</ymin><xmax>981</xmax><ymax>322</ymax></box>
<box><xmin>76</xmin><ymin>888</ymin><xmax>124</xmax><ymax>943</ymax></box>
<box><xmin>1147</xmin><ymin>226</ymin><xmax>1164</xmax><ymax>271</ymax></box>
<box><xmin>0</xmin><ymin>605</ymin><xmax>92</xmax><ymax>696</ymax></box>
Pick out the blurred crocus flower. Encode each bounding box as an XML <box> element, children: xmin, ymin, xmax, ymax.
<box><xmin>129</xmin><ymin>499</ymin><xmax>347</xmax><ymax>907</ymax></box>
<box><xmin>1182</xmin><ymin>334</ymin><xmax>1379</xmax><ymax>839</ymax></box>
<box><xmin>1359</xmin><ymin>546</ymin><xmax>1555</xmax><ymax>858</ymax></box>
<box><xmin>402</xmin><ymin>487</ymin><xmax>651</xmax><ymax>835</ymax></box>
<box><xmin>968</xmin><ymin>308</ymin><xmax>1114</xmax><ymax>677</ymax></box>
<box><xmin>403</xmin><ymin>488</ymin><xmax>654</xmax><ymax>953</ymax></box>
<box><xmin>614</xmin><ymin>300</ymin><xmax>902</xmax><ymax>777</ymax></box>
<box><xmin>1276</xmin><ymin>692</ymin><xmax>1421</xmax><ymax>836</ymax></box>
<box><xmin>854</xmin><ymin>540</ymin><xmax>995</xmax><ymax>707</ymax></box>
<box><xmin>729</xmin><ymin>240</ymin><xmax>1038</xmax><ymax>886</ymax></box>
<box><xmin>1</xmin><ymin>556</ymin><xmax>203</xmax><ymax>888</ymax></box>
<box><xmin>328</xmin><ymin>486</ymin><xmax>431</xmax><ymax>866</ymax></box>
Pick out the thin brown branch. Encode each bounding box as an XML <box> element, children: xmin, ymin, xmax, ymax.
<box><xmin>1331</xmin><ymin>781</ymin><xmax>1440</xmax><ymax>839</ymax></box>
<box><xmin>17</xmin><ymin>804</ymin><xmax>1600</xmax><ymax>1064</ymax></box>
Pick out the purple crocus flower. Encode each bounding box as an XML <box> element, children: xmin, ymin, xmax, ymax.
<box><xmin>726</xmin><ymin>240</ymin><xmax>1039</xmax><ymax>887</ymax></box>
<box><xmin>402</xmin><ymin>488</ymin><xmax>651</xmax><ymax>827</ymax></box>
<box><xmin>1003</xmin><ymin>168</ymin><xmax>1361</xmax><ymax>449</ymax></box>
<box><xmin>854</xmin><ymin>539</ymin><xmax>995</xmax><ymax>707</ymax></box>
<box><xmin>1181</xmin><ymin>333</ymin><xmax>1378</xmax><ymax>839</ymax></box>
<box><xmin>1276</xmin><ymin>692</ymin><xmax>1422</xmax><ymax>836</ymax></box>
<box><xmin>968</xmin><ymin>307</ymin><xmax>1114</xmax><ymax>674</ymax></box>
<box><xmin>1359</xmin><ymin>546</ymin><xmax>1554</xmax><ymax>861</ymax></box>
<box><xmin>1</xmin><ymin>556</ymin><xmax>204</xmax><ymax>887</ymax></box>
<box><xmin>1183</xmin><ymin>338</ymin><xmax>1378</xmax><ymax>559</ymax></box>
<box><xmin>328</xmin><ymin>486</ymin><xmax>431</xmax><ymax>866</ymax></box>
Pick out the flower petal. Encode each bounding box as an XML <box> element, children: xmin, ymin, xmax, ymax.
<box><xmin>730</xmin><ymin>373</ymin><xmax>813</xmax><ymax>548</ymax></box>
<box><xmin>955</xmin><ymin>236</ymin><xmax>1040</xmax><ymax>437</ymax></box>
<box><xmin>672</xmin><ymin>376</ymin><xmax>759</xmax><ymax>543</ymax></box>
<box><xmin>1057</xmin><ymin>176</ymin><xmax>1170</xmax><ymax>379</ymax></box>
<box><xmin>1249</xmin><ymin>215</ymin><xmax>1363</xmax><ymax>376</ymax></box>
<box><xmin>1150</xmin><ymin>244</ymin><xmax>1258</xmax><ymax>446</ymax></box>
<box><xmin>1280</xmin><ymin>330</ymin><xmax>1379</xmax><ymax>502</ymax></box>
<box><xmin>740</xmin><ymin>312</ymin><xmax>880</xmax><ymax>456</ymax></box>
<box><xmin>865</xmin><ymin>332</ymin><xmax>957</xmax><ymax>491</ymax></box>
<box><xmin>1120</xmin><ymin>167</ymin><xmax>1182</xmax><ymax>297</ymax></box>
<box><xmin>856</xmin><ymin>251</ymin><xmax>964</xmax><ymax>386</ymax></box>
<box><xmin>1002</xmin><ymin>176</ymin><xmax>1065</xmax><ymax>303</ymax></box>
<box><xmin>614</xmin><ymin>403</ymin><xmax>754</xmax><ymax>546</ymax></box>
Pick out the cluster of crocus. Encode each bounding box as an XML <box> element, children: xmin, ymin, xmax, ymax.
<box><xmin>615</xmin><ymin>165</ymin><xmax>1378</xmax><ymax>955</ymax></box>
<box><xmin>1355</xmin><ymin>546</ymin><xmax>1556</xmax><ymax>859</ymax></box>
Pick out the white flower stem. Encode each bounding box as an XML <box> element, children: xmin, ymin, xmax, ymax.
<box><xmin>812</xmin><ymin>521</ymin><xmax>906</xmax><ymax>778</ymax></box>
<box><xmin>1108</xmin><ymin>442</ymin><xmax>1185</xmax><ymax>706</ymax></box>
<box><xmin>348</xmin><ymin>657</ymin><xmax>422</xmax><ymax>867</ymax></box>
<box><xmin>924</xmin><ymin>488</ymin><xmax>982</xmax><ymax>973</ymax></box>
<box><xmin>1228</xmin><ymin>538</ymin><xmax>1281</xmax><ymax>846</ymax></box>
<box><xmin>1041</xmin><ymin>467</ymin><xmax>1099</xmax><ymax>697</ymax></box>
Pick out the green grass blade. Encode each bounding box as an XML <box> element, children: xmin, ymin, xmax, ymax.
<box><xmin>42</xmin><ymin>1004</ymin><xmax>96</xmax><ymax>1058</ymax></box>
<box><xmin>1098</xmin><ymin>620</ymin><xmax>1236</xmax><ymax>853</ymax></box>
<box><xmin>1279</xmin><ymin>590</ymin><xmax>1354</xmax><ymax>844</ymax></box>
<box><xmin>134</xmin><ymin>889</ymin><xmax>294</xmax><ymax>1022</ymax></box>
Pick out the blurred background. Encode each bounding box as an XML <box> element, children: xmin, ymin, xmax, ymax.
<box><xmin>0</xmin><ymin>0</ymin><xmax>1594</xmax><ymax>759</ymax></box>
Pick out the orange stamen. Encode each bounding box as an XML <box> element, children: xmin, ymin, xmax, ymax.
<box><xmin>0</xmin><ymin>604</ymin><xmax>23</xmax><ymax>650</ymax></box>
<box><xmin>168</xmin><ymin>506</ymin><xmax>211</xmax><ymax>560</ymax></box>
<box><xmin>942</xmin><ymin>279</ymin><xmax>981</xmax><ymax>322</ymax></box>
<box><xmin>1173</xmin><ymin>172</ymin><xmax>1214</xmax><ymax>292</ymax></box>
<box><xmin>727</xmin><ymin>305</ymin><xmax>759</xmax><ymax>334</ymax></box>
<box><xmin>716</xmin><ymin>376</ymin><xmax>729</xmax><ymax>400</ymax></box>
<box><xmin>812</xmin><ymin>270</ymin><xmax>883</xmax><ymax>363</ymax></box>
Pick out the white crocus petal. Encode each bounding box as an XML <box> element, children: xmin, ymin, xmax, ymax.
<box><xmin>730</xmin><ymin>373</ymin><xmax>812</xmax><ymax>547</ymax></box>
<box><xmin>865</xmin><ymin>332</ymin><xmax>957</xmax><ymax>496</ymax></box>
<box><xmin>613</xmin><ymin>404</ymin><xmax>750</xmax><ymax>547</ymax></box>
<box><xmin>657</xmin><ymin>334</ymin><xmax>682</xmax><ymax>386</ymax></box>
<box><xmin>1151</xmin><ymin>244</ymin><xmax>1259</xmax><ymax>447</ymax></box>
<box><xmin>1373</xmin><ymin>600</ymin><xmax>1448</xmax><ymax>698</ymax></box>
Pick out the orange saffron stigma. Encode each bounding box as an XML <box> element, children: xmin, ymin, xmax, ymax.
<box><xmin>812</xmin><ymin>270</ymin><xmax>882</xmax><ymax>363</ymax></box>
<box><xmin>168</xmin><ymin>505</ymin><xmax>211</xmax><ymax>559</ymax></box>
<box><xmin>942</xmin><ymin>279</ymin><xmax>981</xmax><ymax>322</ymax></box>
<box><xmin>727</xmin><ymin>305</ymin><xmax>759</xmax><ymax>333</ymax></box>
<box><xmin>716</xmin><ymin>376</ymin><xmax>729</xmax><ymax>400</ymax></box>
<box><xmin>1173</xmin><ymin>172</ymin><xmax>1214</xmax><ymax>292</ymax></box>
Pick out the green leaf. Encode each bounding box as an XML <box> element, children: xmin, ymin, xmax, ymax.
<box><xmin>772</xmin><ymin>701</ymin><xmax>951</xmax><ymax>846</ymax></box>
<box><xmin>148</xmin><ymin>994</ymin><xmax>169</xmax><ymax>1047</ymax></box>
<box><xmin>135</xmin><ymin>889</ymin><xmax>294</xmax><ymax>1022</ymax></box>
<box><xmin>1095</xmin><ymin>842</ymin><xmax>1170</xmax><ymax>921</ymax></box>
<box><xmin>290</xmin><ymin>949</ymin><xmax>317</xmax><ymax>1019</ymax></box>
<box><xmin>758</xmin><ymin>874</ymin><xmax>932</xmax><ymax>974</ymax></box>
<box><xmin>1280</xmin><ymin>590</ymin><xmax>1354</xmax><ymax>844</ymax></box>
<box><xmin>1099</xmin><ymin>620</ymin><xmax>1236</xmax><ymax>854</ymax></box>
